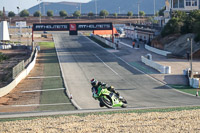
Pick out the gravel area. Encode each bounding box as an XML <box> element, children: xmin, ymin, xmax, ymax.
<box><xmin>1</xmin><ymin>109</ymin><xmax>200</xmax><ymax>132</ymax></box>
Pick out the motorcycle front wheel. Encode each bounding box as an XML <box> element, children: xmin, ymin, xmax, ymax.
<box><xmin>99</xmin><ymin>96</ymin><xmax>112</xmax><ymax>108</ymax></box>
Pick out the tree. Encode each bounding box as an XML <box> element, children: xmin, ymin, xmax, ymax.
<box><xmin>158</xmin><ymin>7</ymin><xmax>165</xmax><ymax>16</ymax></box>
<box><xmin>73</xmin><ymin>10</ymin><xmax>81</xmax><ymax>18</ymax></box>
<box><xmin>113</xmin><ymin>13</ymin><xmax>118</xmax><ymax>17</ymax></box>
<box><xmin>59</xmin><ymin>10</ymin><xmax>68</xmax><ymax>17</ymax></box>
<box><xmin>8</xmin><ymin>11</ymin><xmax>15</xmax><ymax>17</ymax></box>
<box><xmin>147</xmin><ymin>17</ymin><xmax>158</xmax><ymax>24</ymax></box>
<box><xmin>99</xmin><ymin>10</ymin><xmax>109</xmax><ymax>18</ymax></box>
<box><xmin>0</xmin><ymin>11</ymin><xmax>2</xmax><ymax>17</ymax></box>
<box><xmin>19</xmin><ymin>9</ymin><xmax>29</xmax><ymax>17</ymax></box>
<box><xmin>139</xmin><ymin>11</ymin><xmax>145</xmax><ymax>17</ymax></box>
<box><xmin>127</xmin><ymin>11</ymin><xmax>133</xmax><ymax>18</ymax></box>
<box><xmin>33</xmin><ymin>11</ymin><xmax>41</xmax><ymax>17</ymax></box>
<box><xmin>88</xmin><ymin>12</ymin><xmax>94</xmax><ymax>17</ymax></box>
<box><xmin>193</xmin><ymin>21</ymin><xmax>200</xmax><ymax>42</ymax></box>
<box><xmin>47</xmin><ymin>10</ymin><xmax>53</xmax><ymax>17</ymax></box>
<box><xmin>172</xmin><ymin>10</ymin><xmax>187</xmax><ymax>20</ymax></box>
<box><xmin>161</xmin><ymin>18</ymin><xmax>183</xmax><ymax>37</ymax></box>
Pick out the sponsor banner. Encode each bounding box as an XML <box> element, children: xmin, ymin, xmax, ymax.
<box><xmin>16</xmin><ymin>21</ymin><xmax>27</xmax><ymax>27</ymax></box>
<box><xmin>33</xmin><ymin>23</ymin><xmax>69</xmax><ymax>31</ymax></box>
<box><xmin>77</xmin><ymin>23</ymin><xmax>113</xmax><ymax>30</ymax></box>
<box><xmin>33</xmin><ymin>23</ymin><xmax>113</xmax><ymax>31</ymax></box>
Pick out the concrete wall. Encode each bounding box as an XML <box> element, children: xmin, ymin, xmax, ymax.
<box><xmin>0</xmin><ymin>45</ymin><xmax>12</xmax><ymax>50</ymax></box>
<box><xmin>189</xmin><ymin>78</ymin><xmax>200</xmax><ymax>88</ymax></box>
<box><xmin>145</xmin><ymin>44</ymin><xmax>171</xmax><ymax>56</ymax></box>
<box><xmin>141</xmin><ymin>55</ymin><xmax>171</xmax><ymax>74</ymax></box>
<box><xmin>0</xmin><ymin>49</ymin><xmax>38</xmax><ymax>97</ymax></box>
<box><xmin>92</xmin><ymin>34</ymin><xmax>117</xmax><ymax>49</ymax></box>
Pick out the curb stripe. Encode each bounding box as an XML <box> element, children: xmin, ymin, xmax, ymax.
<box><xmin>21</xmin><ymin>88</ymin><xmax>65</xmax><ymax>93</ymax></box>
<box><xmin>28</xmin><ymin>76</ymin><xmax>60</xmax><ymax>79</ymax></box>
<box><xmin>0</xmin><ymin>103</ymin><xmax>72</xmax><ymax>108</ymax></box>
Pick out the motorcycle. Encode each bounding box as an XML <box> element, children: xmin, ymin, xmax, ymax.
<box><xmin>93</xmin><ymin>87</ymin><xmax>127</xmax><ymax>108</ymax></box>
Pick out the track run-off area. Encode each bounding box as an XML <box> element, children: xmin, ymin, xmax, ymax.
<box><xmin>54</xmin><ymin>33</ymin><xmax>200</xmax><ymax>110</ymax></box>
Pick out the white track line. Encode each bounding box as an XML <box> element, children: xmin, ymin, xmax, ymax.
<box><xmin>21</xmin><ymin>88</ymin><xmax>65</xmax><ymax>93</ymax></box>
<box><xmin>84</xmin><ymin>35</ymin><xmax>196</xmax><ymax>97</ymax></box>
<box><xmin>28</xmin><ymin>76</ymin><xmax>60</xmax><ymax>79</ymax></box>
<box><xmin>54</xmin><ymin>35</ymin><xmax>82</xmax><ymax>110</ymax></box>
<box><xmin>0</xmin><ymin>103</ymin><xmax>71</xmax><ymax>108</ymax></box>
<box><xmin>93</xmin><ymin>54</ymin><xmax>119</xmax><ymax>76</ymax></box>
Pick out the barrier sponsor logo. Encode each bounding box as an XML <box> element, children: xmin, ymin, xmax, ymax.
<box><xmin>70</xmin><ymin>24</ymin><xmax>77</xmax><ymax>31</ymax></box>
<box><xmin>33</xmin><ymin>23</ymin><xmax>69</xmax><ymax>31</ymax></box>
<box><xmin>77</xmin><ymin>23</ymin><xmax>112</xmax><ymax>30</ymax></box>
<box><xmin>33</xmin><ymin>23</ymin><xmax>112</xmax><ymax>31</ymax></box>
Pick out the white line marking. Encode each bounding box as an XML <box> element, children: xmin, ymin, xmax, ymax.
<box><xmin>0</xmin><ymin>103</ymin><xmax>72</xmax><ymax>108</ymax></box>
<box><xmin>84</xmin><ymin>35</ymin><xmax>196</xmax><ymax>97</ymax></box>
<box><xmin>119</xmin><ymin>42</ymin><xmax>132</xmax><ymax>48</ymax></box>
<box><xmin>54</xmin><ymin>35</ymin><xmax>82</xmax><ymax>110</ymax></box>
<box><xmin>93</xmin><ymin>54</ymin><xmax>119</xmax><ymax>76</ymax></box>
<box><xmin>21</xmin><ymin>88</ymin><xmax>65</xmax><ymax>93</ymax></box>
<box><xmin>28</xmin><ymin>76</ymin><xmax>60</xmax><ymax>79</ymax></box>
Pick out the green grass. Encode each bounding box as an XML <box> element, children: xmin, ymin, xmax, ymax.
<box><xmin>39</xmin><ymin>42</ymin><xmax>55</xmax><ymax>49</ymax></box>
<box><xmin>129</xmin><ymin>62</ymin><xmax>156</xmax><ymax>74</ymax></box>
<box><xmin>88</xmin><ymin>36</ymin><xmax>113</xmax><ymax>49</ymax></box>
<box><xmin>0</xmin><ymin>52</ymin><xmax>8</xmax><ymax>62</ymax></box>
<box><xmin>169</xmin><ymin>84</ymin><xmax>197</xmax><ymax>95</ymax></box>
<box><xmin>37</xmin><ymin>42</ymin><xmax>76</xmax><ymax>111</ymax></box>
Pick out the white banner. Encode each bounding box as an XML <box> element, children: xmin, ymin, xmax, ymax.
<box><xmin>16</xmin><ymin>21</ymin><xmax>27</xmax><ymax>27</ymax></box>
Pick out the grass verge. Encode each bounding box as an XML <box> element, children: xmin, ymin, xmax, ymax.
<box><xmin>1</xmin><ymin>105</ymin><xmax>200</xmax><ymax>122</ymax></box>
<box><xmin>37</xmin><ymin>42</ymin><xmax>76</xmax><ymax>111</ymax></box>
<box><xmin>169</xmin><ymin>84</ymin><xmax>197</xmax><ymax>95</ymax></box>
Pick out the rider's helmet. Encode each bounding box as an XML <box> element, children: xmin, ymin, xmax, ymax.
<box><xmin>91</xmin><ymin>78</ymin><xmax>98</xmax><ymax>86</ymax></box>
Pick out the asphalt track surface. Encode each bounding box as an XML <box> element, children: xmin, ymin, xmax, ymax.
<box><xmin>54</xmin><ymin>33</ymin><xmax>200</xmax><ymax>110</ymax></box>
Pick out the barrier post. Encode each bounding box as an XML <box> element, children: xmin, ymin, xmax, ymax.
<box><xmin>32</xmin><ymin>26</ymin><xmax>34</xmax><ymax>52</ymax></box>
<box><xmin>112</xmin><ymin>28</ymin><xmax>114</xmax><ymax>43</ymax></box>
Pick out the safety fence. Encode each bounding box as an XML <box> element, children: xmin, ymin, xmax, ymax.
<box><xmin>12</xmin><ymin>48</ymin><xmax>36</xmax><ymax>79</ymax></box>
<box><xmin>0</xmin><ymin>48</ymin><xmax>38</xmax><ymax>97</ymax></box>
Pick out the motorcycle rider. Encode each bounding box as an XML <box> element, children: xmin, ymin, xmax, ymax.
<box><xmin>90</xmin><ymin>78</ymin><xmax>120</xmax><ymax>99</ymax></box>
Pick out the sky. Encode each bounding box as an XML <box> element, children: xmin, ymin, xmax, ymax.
<box><xmin>1</xmin><ymin>0</ymin><xmax>91</xmax><ymax>13</ymax></box>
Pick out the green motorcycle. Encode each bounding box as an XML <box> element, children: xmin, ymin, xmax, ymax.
<box><xmin>93</xmin><ymin>87</ymin><xmax>127</xmax><ymax>108</ymax></box>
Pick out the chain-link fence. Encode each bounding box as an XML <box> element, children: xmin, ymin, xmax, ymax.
<box><xmin>12</xmin><ymin>48</ymin><xmax>36</xmax><ymax>79</ymax></box>
<box><xmin>12</xmin><ymin>60</ymin><xmax>24</xmax><ymax>79</ymax></box>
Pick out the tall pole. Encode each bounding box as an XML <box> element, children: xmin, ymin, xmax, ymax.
<box><xmin>37</xmin><ymin>0</ymin><xmax>42</xmax><ymax>23</ymax></box>
<box><xmin>95</xmin><ymin>0</ymin><xmax>97</xmax><ymax>16</ymax></box>
<box><xmin>187</xmin><ymin>37</ymin><xmax>193</xmax><ymax>78</ymax></box>
<box><xmin>119</xmin><ymin>7</ymin><xmax>120</xmax><ymax>14</ymax></box>
<box><xmin>43</xmin><ymin>0</ymin><xmax>45</xmax><ymax>16</ymax></box>
<box><xmin>137</xmin><ymin>0</ymin><xmax>140</xmax><ymax>24</ymax></box>
<box><xmin>154</xmin><ymin>0</ymin><xmax>156</xmax><ymax>16</ymax></box>
<box><xmin>80</xmin><ymin>3</ymin><xmax>82</xmax><ymax>15</ymax></box>
<box><xmin>190</xmin><ymin>38</ymin><xmax>193</xmax><ymax>78</ymax></box>
<box><xmin>17</xmin><ymin>6</ymin><xmax>21</xmax><ymax>44</ymax></box>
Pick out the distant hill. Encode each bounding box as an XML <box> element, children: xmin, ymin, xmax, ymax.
<box><xmin>28</xmin><ymin>0</ymin><xmax>165</xmax><ymax>15</ymax></box>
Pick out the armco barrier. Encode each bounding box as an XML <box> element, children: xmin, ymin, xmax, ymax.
<box><xmin>145</xmin><ymin>44</ymin><xmax>171</xmax><ymax>56</ymax></box>
<box><xmin>0</xmin><ymin>49</ymin><xmax>38</xmax><ymax>97</ymax></box>
<box><xmin>141</xmin><ymin>56</ymin><xmax>171</xmax><ymax>74</ymax></box>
